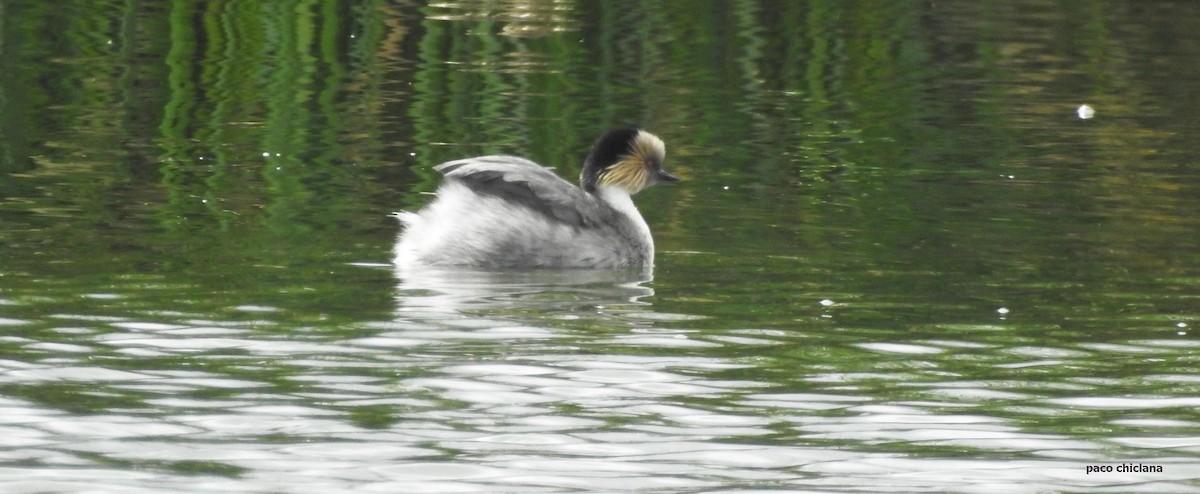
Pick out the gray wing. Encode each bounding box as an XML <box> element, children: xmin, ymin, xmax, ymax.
<box><xmin>435</xmin><ymin>155</ymin><xmax>604</xmax><ymax>228</ymax></box>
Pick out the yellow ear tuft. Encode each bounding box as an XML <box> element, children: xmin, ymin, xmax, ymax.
<box><xmin>596</xmin><ymin>130</ymin><xmax>666</xmax><ymax>194</ymax></box>
<box><xmin>597</xmin><ymin>157</ymin><xmax>650</xmax><ymax>193</ymax></box>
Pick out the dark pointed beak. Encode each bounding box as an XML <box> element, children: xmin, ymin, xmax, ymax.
<box><xmin>656</xmin><ymin>169</ymin><xmax>680</xmax><ymax>183</ymax></box>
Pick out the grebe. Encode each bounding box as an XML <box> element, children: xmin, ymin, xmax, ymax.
<box><xmin>395</xmin><ymin>128</ymin><xmax>678</xmax><ymax>268</ymax></box>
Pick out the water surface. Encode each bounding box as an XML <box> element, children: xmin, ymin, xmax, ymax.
<box><xmin>2</xmin><ymin>1</ymin><xmax>1199</xmax><ymax>492</ymax></box>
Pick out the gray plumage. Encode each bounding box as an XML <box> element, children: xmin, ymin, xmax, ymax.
<box><xmin>435</xmin><ymin>156</ymin><xmax>604</xmax><ymax>229</ymax></box>
<box><xmin>394</xmin><ymin>128</ymin><xmax>675</xmax><ymax>269</ymax></box>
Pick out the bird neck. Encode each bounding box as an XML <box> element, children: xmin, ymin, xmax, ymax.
<box><xmin>597</xmin><ymin>184</ymin><xmax>653</xmax><ymax>260</ymax></box>
<box><xmin>596</xmin><ymin>186</ymin><xmax>640</xmax><ymax>218</ymax></box>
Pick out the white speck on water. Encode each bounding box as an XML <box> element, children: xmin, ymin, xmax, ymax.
<box><xmin>819</xmin><ymin>299</ymin><xmax>835</xmax><ymax>307</ymax></box>
<box><xmin>262</xmin><ymin>152</ymin><xmax>270</xmax><ymax>157</ymax></box>
<box><xmin>723</xmin><ymin>185</ymin><xmax>730</xmax><ymax>190</ymax></box>
<box><xmin>997</xmin><ymin>307</ymin><xmax>1010</xmax><ymax>315</ymax></box>
<box><xmin>409</xmin><ymin>152</ymin><xmax>417</xmax><ymax>157</ymax></box>
<box><xmin>233</xmin><ymin>305</ymin><xmax>280</xmax><ymax>313</ymax></box>
<box><xmin>1177</xmin><ymin>322</ymin><xmax>1188</xmax><ymax>328</ymax></box>
<box><xmin>274</xmin><ymin>153</ymin><xmax>281</xmax><ymax>157</ymax></box>
<box><xmin>1077</xmin><ymin>104</ymin><xmax>1095</xmax><ymax>119</ymax></box>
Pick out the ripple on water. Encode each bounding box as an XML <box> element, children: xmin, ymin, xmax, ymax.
<box><xmin>96</xmin><ymin>335</ymin><xmax>251</xmax><ymax>351</ymax></box>
<box><xmin>37</xmin><ymin>416</ymin><xmax>201</xmax><ymax>438</ymax></box>
<box><xmin>23</xmin><ymin>342</ymin><xmax>93</xmax><ymax>353</ymax></box>
<box><xmin>154</xmin><ymin>377</ymin><xmax>270</xmax><ymax>390</ymax></box>
<box><xmin>383</xmin><ymin>325</ymin><xmax>566</xmax><ymax>342</ymax></box>
<box><xmin>473</xmin><ymin>433</ymin><xmax>583</xmax><ymax>447</ymax></box>
<box><xmin>1044</xmin><ymin>396</ymin><xmax>1200</xmax><ymax>410</ymax></box>
<box><xmin>442</xmin><ymin>364</ymin><xmax>558</xmax><ymax>376</ymax></box>
<box><xmin>1076</xmin><ymin>342</ymin><xmax>1162</xmax><ymax>354</ymax></box>
<box><xmin>0</xmin><ymin>426</ymin><xmax>52</xmax><ymax>448</ymax></box>
<box><xmin>109</xmin><ymin>321</ymin><xmax>189</xmax><ymax>331</ymax></box>
<box><xmin>49</xmin><ymin>314</ymin><xmax>127</xmax><ymax>322</ymax></box>
<box><xmin>706</xmin><ymin>334</ymin><xmax>786</xmax><ymax>345</ymax></box>
<box><xmin>370</xmin><ymin>462</ymin><xmax>508</xmax><ymax>481</ymax></box>
<box><xmin>1002</xmin><ymin>345</ymin><xmax>1093</xmax><ymax>358</ymax></box>
<box><xmin>407</xmin><ymin>377</ymin><xmax>558</xmax><ymax>405</ymax></box>
<box><xmin>802</xmin><ymin>457</ymin><xmax>1083</xmax><ymax>490</ymax></box>
<box><xmin>740</xmin><ymin>393</ymin><xmax>873</xmax><ymax>411</ymax></box>
<box><xmin>1134</xmin><ymin>338</ymin><xmax>1200</xmax><ymax>349</ymax></box>
<box><xmin>565</xmin><ymin>368</ymin><xmax>686</xmax><ymax>385</ymax></box>
<box><xmin>49</xmin><ymin>327</ymin><xmax>96</xmax><ymax>335</ymax></box>
<box><xmin>922</xmin><ymin>386</ymin><xmax>1035</xmax><ymax>401</ymax></box>
<box><xmin>1110</xmin><ymin>418</ymin><xmax>1200</xmax><ymax>428</ymax></box>
<box><xmin>503</xmin><ymin>414</ymin><xmax>605</xmax><ymax>429</ymax></box>
<box><xmin>279</xmin><ymin>442</ymin><xmax>439</xmax><ymax>461</ymax></box>
<box><xmin>1144</xmin><ymin>374</ymin><xmax>1200</xmax><ymax>384</ymax></box>
<box><xmin>6</xmin><ymin>366</ymin><xmax>149</xmax><ymax>383</ymax></box>
<box><xmin>158</xmin><ymin>326</ymin><xmax>247</xmax><ymax>336</ymax></box>
<box><xmin>0</xmin><ymin>469</ymin><xmax>163</xmax><ymax>494</ymax></box>
<box><xmin>1108</xmin><ymin>437</ymin><xmax>1200</xmax><ymax>452</ymax></box>
<box><xmin>231</xmin><ymin>305</ymin><xmax>280</xmax><ymax>313</ymax></box>
<box><xmin>174</xmin><ymin>412</ymin><xmax>359</xmax><ymax>436</ymax></box>
<box><xmin>602</xmin><ymin>333</ymin><xmax>721</xmax><ymax>349</ymax></box>
<box><xmin>855</xmin><ymin>342</ymin><xmax>945</xmax><ymax>354</ymax></box>
<box><xmin>622</xmin><ymin>380</ymin><xmax>725</xmax><ymax>397</ymax></box>
<box><xmin>344</xmin><ymin>335</ymin><xmax>434</xmax><ymax>348</ymax></box>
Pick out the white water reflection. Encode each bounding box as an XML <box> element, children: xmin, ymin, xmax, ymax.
<box><xmin>0</xmin><ymin>280</ymin><xmax>1198</xmax><ymax>493</ymax></box>
<box><xmin>1</xmin><ymin>263</ymin><xmax>1198</xmax><ymax>493</ymax></box>
<box><xmin>395</xmin><ymin>264</ymin><xmax>655</xmax><ymax>313</ymax></box>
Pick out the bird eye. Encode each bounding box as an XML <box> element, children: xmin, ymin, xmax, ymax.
<box><xmin>644</xmin><ymin>158</ymin><xmax>656</xmax><ymax>168</ymax></box>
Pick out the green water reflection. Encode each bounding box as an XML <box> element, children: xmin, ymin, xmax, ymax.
<box><xmin>2</xmin><ymin>0</ymin><xmax>1200</xmax><ymax>492</ymax></box>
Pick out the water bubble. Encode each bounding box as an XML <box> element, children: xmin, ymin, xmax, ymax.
<box><xmin>1077</xmin><ymin>104</ymin><xmax>1095</xmax><ymax>119</ymax></box>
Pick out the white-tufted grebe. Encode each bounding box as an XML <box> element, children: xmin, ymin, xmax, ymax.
<box><xmin>394</xmin><ymin>128</ymin><xmax>678</xmax><ymax>269</ymax></box>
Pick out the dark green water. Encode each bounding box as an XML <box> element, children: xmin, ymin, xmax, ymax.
<box><xmin>2</xmin><ymin>1</ymin><xmax>1199</xmax><ymax>492</ymax></box>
